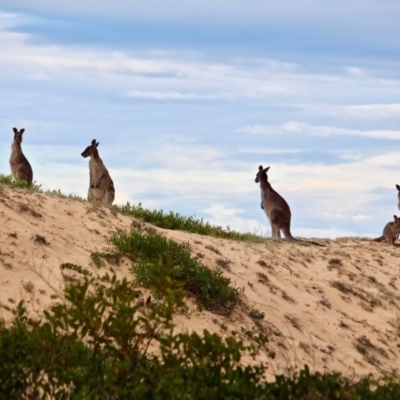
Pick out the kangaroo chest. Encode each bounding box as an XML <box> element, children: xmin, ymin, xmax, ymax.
<box><xmin>10</xmin><ymin>144</ymin><xmax>23</xmax><ymax>165</ymax></box>
<box><xmin>89</xmin><ymin>159</ymin><xmax>105</xmax><ymax>181</ymax></box>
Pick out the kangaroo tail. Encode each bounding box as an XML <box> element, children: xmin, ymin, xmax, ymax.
<box><xmin>372</xmin><ymin>236</ymin><xmax>385</xmax><ymax>242</ymax></box>
<box><xmin>282</xmin><ymin>227</ymin><xmax>325</xmax><ymax>247</ymax></box>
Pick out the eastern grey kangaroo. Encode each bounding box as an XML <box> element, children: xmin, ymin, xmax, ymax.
<box><xmin>9</xmin><ymin>127</ymin><xmax>33</xmax><ymax>185</ymax></box>
<box><xmin>255</xmin><ymin>165</ymin><xmax>324</xmax><ymax>246</ymax></box>
<box><xmin>81</xmin><ymin>139</ymin><xmax>115</xmax><ymax>205</ymax></box>
<box><xmin>373</xmin><ymin>215</ymin><xmax>400</xmax><ymax>245</ymax></box>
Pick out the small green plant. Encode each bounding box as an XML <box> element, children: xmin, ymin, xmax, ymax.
<box><xmin>249</xmin><ymin>309</ymin><xmax>265</xmax><ymax>320</ymax></box>
<box><xmin>91</xmin><ymin>251</ymin><xmax>122</xmax><ymax>268</ymax></box>
<box><xmin>240</xmin><ymin>326</ymin><xmax>269</xmax><ymax>345</ymax></box>
<box><xmin>60</xmin><ymin>262</ymin><xmax>91</xmax><ymax>276</ymax></box>
<box><xmin>108</xmin><ymin>228</ymin><xmax>240</xmax><ymax>313</ymax></box>
<box><xmin>90</xmin><ymin>251</ymin><xmax>104</xmax><ymax>268</ymax></box>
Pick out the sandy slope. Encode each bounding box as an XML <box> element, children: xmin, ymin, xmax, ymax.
<box><xmin>1</xmin><ymin>185</ymin><xmax>400</xmax><ymax>381</ymax></box>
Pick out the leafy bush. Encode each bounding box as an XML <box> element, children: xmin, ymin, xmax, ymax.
<box><xmin>113</xmin><ymin>202</ymin><xmax>262</xmax><ymax>242</ymax></box>
<box><xmin>0</xmin><ymin>272</ymin><xmax>264</xmax><ymax>399</ymax></box>
<box><xmin>108</xmin><ymin>228</ymin><xmax>239</xmax><ymax>313</ymax></box>
<box><xmin>1</xmin><ymin>273</ymin><xmax>400</xmax><ymax>398</ymax></box>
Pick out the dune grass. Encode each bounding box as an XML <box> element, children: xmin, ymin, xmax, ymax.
<box><xmin>113</xmin><ymin>202</ymin><xmax>263</xmax><ymax>242</ymax></box>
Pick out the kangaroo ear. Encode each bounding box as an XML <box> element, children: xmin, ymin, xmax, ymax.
<box><xmin>258</xmin><ymin>165</ymin><xmax>263</xmax><ymax>171</ymax></box>
<box><xmin>264</xmin><ymin>166</ymin><xmax>270</xmax><ymax>172</ymax></box>
<box><xmin>96</xmin><ymin>141</ymin><xmax>100</xmax><ymax>147</ymax></box>
<box><xmin>91</xmin><ymin>139</ymin><xmax>97</xmax><ymax>146</ymax></box>
<box><xmin>394</xmin><ymin>215</ymin><xmax>398</xmax><ymax>220</ymax></box>
<box><xmin>20</xmin><ymin>128</ymin><xmax>25</xmax><ymax>134</ymax></box>
<box><xmin>13</xmin><ymin>127</ymin><xmax>18</xmax><ymax>134</ymax></box>
<box><xmin>396</xmin><ymin>184</ymin><xmax>400</xmax><ymax>191</ymax></box>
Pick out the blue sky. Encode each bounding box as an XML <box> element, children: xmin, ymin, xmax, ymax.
<box><xmin>1</xmin><ymin>1</ymin><xmax>400</xmax><ymax>238</ymax></box>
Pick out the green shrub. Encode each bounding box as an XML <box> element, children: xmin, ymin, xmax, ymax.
<box><xmin>108</xmin><ymin>228</ymin><xmax>240</xmax><ymax>313</ymax></box>
<box><xmin>0</xmin><ymin>273</ymin><xmax>264</xmax><ymax>399</ymax></box>
<box><xmin>1</xmin><ymin>274</ymin><xmax>400</xmax><ymax>398</ymax></box>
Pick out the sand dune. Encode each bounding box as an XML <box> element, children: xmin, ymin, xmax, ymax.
<box><xmin>0</xmin><ymin>185</ymin><xmax>399</xmax><ymax>381</ymax></box>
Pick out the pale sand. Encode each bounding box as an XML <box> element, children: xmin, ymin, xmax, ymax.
<box><xmin>1</xmin><ymin>186</ymin><xmax>399</xmax><ymax>381</ymax></box>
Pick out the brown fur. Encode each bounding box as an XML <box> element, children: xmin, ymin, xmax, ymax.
<box><xmin>373</xmin><ymin>215</ymin><xmax>400</xmax><ymax>245</ymax></box>
<box><xmin>9</xmin><ymin>127</ymin><xmax>33</xmax><ymax>185</ymax></box>
<box><xmin>396</xmin><ymin>184</ymin><xmax>400</xmax><ymax>211</ymax></box>
<box><xmin>255</xmin><ymin>165</ymin><xmax>324</xmax><ymax>246</ymax></box>
<box><xmin>81</xmin><ymin>139</ymin><xmax>115</xmax><ymax>205</ymax></box>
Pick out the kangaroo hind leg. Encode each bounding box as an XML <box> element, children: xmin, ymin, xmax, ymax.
<box><xmin>103</xmin><ymin>189</ymin><xmax>115</xmax><ymax>206</ymax></box>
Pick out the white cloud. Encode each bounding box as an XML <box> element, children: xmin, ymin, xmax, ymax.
<box><xmin>293</xmin><ymin>227</ymin><xmax>361</xmax><ymax>239</ymax></box>
<box><xmin>124</xmin><ymin>91</ymin><xmax>228</xmax><ymax>101</ymax></box>
<box><xmin>240</xmin><ymin>121</ymin><xmax>400</xmax><ymax>140</ymax></box>
<box><xmin>351</xmin><ymin>214</ymin><xmax>372</xmax><ymax>221</ymax></box>
<box><xmin>0</xmin><ymin>12</ymin><xmax>289</xmax><ymax>100</ymax></box>
<box><xmin>5</xmin><ymin>12</ymin><xmax>400</xmax><ymax>108</ymax></box>
<box><xmin>202</xmin><ymin>203</ymin><xmax>268</xmax><ymax>235</ymax></box>
<box><xmin>302</xmin><ymin>103</ymin><xmax>400</xmax><ymax>120</ymax></box>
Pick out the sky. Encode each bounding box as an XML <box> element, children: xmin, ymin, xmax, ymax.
<box><xmin>0</xmin><ymin>1</ymin><xmax>400</xmax><ymax>238</ymax></box>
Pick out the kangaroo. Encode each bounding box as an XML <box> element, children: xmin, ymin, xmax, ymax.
<box><xmin>81</xmin><ymin>139</ymin><xmax>115</xmax><ymax>205</ymax></box>
<box><xmin>255</xmin><ymin>165</ymin><xmax>324</xmax><ymax>246</ymax></box>
<box><xmin>396</xmin><ymin>184</ymin><xmax>400</xmax><ymax>211</ymax></box>
<box><xmin>9</xmin><ymin>127</ymin><xmax>33</xmax><ymax>185</ymax></box>
<box><xmin>373</xmin><ymin>215</ymin><xmax>400</xmax><ymax>245</ymax></box>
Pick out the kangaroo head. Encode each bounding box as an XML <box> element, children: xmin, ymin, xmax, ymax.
<box><xmin>255</xmin><ymin>165</ymin><xmax>270</xmax><ymax>183</ymax></box>
<box><xmin>12</xmin><ymin>127</ymin><xmax>25</xmax><ymax>144</ymax></box>
<box><xmin>396</xmin><ymin>184</ymin><xmax>400</xmax><ymax>192</ymax></box>
<box><xmin>81</xmin><ymin>139</ymin><xmax>100</xmax><ymax>158</ymax></box>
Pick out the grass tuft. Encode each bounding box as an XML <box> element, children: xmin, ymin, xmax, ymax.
<box><xmin>0</xmin><ymin>174</ymin><xmax>42</xmax><ymax>191</ymax></box>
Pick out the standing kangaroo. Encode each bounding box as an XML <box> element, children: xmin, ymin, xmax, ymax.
<box><xmin>255</xmin><ymin>165</ymin><xmax>324</xmax><ymax>246</ymax></box>
<box><xmin>9</xmin><ymin>127</ymin><xmax>33</xmax><ymax>185</ymax></box>
<box><xmin>373</xmin><ymin>215</ymin><xmax>400</xmax><ymax>245</ymax></box>
<box><xmin>81</xmin><ymin>139</ymin><xmax>115</xmax><ymax>205</ymax></box>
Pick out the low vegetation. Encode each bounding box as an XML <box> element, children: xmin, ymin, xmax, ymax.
<box><xmin>0</xmin><ymin>173</ymin><xmax>42</xmax><ymax>191</ymax></box>
<box><xmin>113</xmin><ymin>202</ymin><xmax>264</xmax><ymax>242</ymax></box>
<box><xmin>1</xmin><ymin>272</ymin><xmax>400</xmax><ymax>398</ymax></box>
<box><xmin>108</xmin><ymin>228</ymin><xmax>240</xmax><ymax>313</ymax></box>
